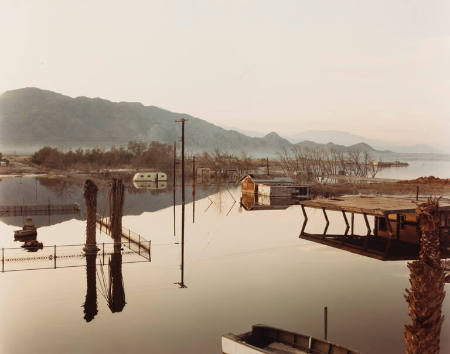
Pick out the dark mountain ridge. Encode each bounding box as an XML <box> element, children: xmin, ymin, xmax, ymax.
<box><xmin>1</xmin><ymin>88</ymin><xmax>448</xmax><ymax>160</ymax></box>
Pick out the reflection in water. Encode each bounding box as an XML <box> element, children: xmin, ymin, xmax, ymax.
<box><xmin>108</xmin><ymin>253</ymin><xmax>126</xmax><ymax>312</ymax></box>
<box><xmin>132</xmin><ymin>181</ymin><xmax>167</xmax><ymax>190</ymax></box>
<box><xmin>240</xmin><ymin>192</ymin><xmax>299</xmax><ymax>212</ymax></box>
<box><xmin>83</xmin><ymin>254</ymin><xmax>98</xmax><ymax>322</ymax></box>
<box><xmin>83</xmin><ymin>253</ymin><xmax>126</xmax><ymax>322</ymax></box>
<box><xmin>0</xmin><ymin>177</ymin><xmax>221</xmax><ymax>228</ymax></box>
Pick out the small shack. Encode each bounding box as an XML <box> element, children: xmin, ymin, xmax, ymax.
<box><xmin>241</xmin><ymin>174</ymin><xmax>309</xmax><ymax>198</ymax></box>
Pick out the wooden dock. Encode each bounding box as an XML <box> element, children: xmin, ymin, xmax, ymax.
<box><xmin>0</xmin><ymin>203</ymin><xmax>80</xmax><ymax>216</ymax></box>
<box><xmin>298</xmin><ymin>196</ymin><xmax>450</xmax><ymax>260</ymax></box>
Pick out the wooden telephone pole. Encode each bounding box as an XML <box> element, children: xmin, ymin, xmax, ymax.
<box><xmin>175</xmin><ymin>119</ymin><xmax>187</xmax><ymax>288</ymax></box>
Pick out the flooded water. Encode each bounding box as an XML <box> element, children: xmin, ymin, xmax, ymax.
<box><xmin>0</xmin><ymin>176</ymin><xmax>449</xmax><ymax>353</ymax></box>
<box><xmin>376</xmin><ymin>159</ymin><xmax>450</xmax><ymax>179</ymax></box>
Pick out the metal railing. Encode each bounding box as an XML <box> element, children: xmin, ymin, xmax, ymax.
<box><xmin>1</xmin><ymin>241</ymin><xmax>151</xmax><ymax>273</ymax></box>
<box><xmin>96</xmin><ymin>214</ymin><xmax>151</xmax><ymax>254</ymax></box>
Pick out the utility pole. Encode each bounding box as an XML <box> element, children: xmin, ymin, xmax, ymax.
<box><xmin>192</xmin><ymin>156</ymin><xmax>196</xmax><ymax>223</ymax></box>
<box><xmin>175</xmin><ymin>119</ymin><xmax>187</xmax><ymax>288</ymax></box>
<box><xmin>173</xmin><ymin>141</ymin><xmax>176</xmax><ymax>236</ymax></box>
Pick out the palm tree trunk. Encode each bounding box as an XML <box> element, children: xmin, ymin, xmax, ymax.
<box><xmin>84</xmin><ymin>179</ymin><xmax>99</xmax><ymax>253</ymax></box>
<box><xmin>405</xmin><ymin>198</ymin><xmax>445</xmax><ymax>354</ymax></box>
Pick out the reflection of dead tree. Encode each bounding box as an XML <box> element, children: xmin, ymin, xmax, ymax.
<box><xmin>83</xmin><ymin>254</ymin><xmax>98</xmax><ymax>322</ymax></box>
<box><xmin>97</xmin><ymin>254</ymin><xmax>126</xmax><ymax>313</ymax></box>
<box><xmin>405</xmin><ymin>198</ymin><xmax>445</xmax><ymax>354</ymax></box>
<box><xmin>109</xmin><ymin>253</ymin><xmax>126</xmax><ymax>312</ymax></box>
<box><xmin>109</xmin><ymin>178</ymin><xmax>124</xmax><ymax>253</ymax></box>
<box><xmin>84</xmin><ymin>179</ymin><xmax>99</xmax><ymax>253</ymax></box>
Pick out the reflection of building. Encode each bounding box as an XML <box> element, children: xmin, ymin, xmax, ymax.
<box><xmin>241</xmin><ymin>174</ymin><xmax>309</xmax><ymax>198</ymax></box>
<box><xmin>240</xmin><ymin>193</ymin><xmax>299</xmax><ymax>211</ymax></box>
<box><xmin>132</xmin><ymin>181</ymin><xmax>167</xmax><ymax>190</ymax></box>
<box><xmin>298</xmin><ymin>196</ymin><xmax>450</xmax><ymax>261</ymax></box>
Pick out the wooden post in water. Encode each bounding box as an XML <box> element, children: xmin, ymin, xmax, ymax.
<box><xmin>192</xmin><ymin>155</ymin><xmax>196</xmax><ymax>223</ymax></box>
<box><xmin>109</xmin><ymin>178</ymin><xmax>125</xmax><ymax>254</ymax></box>
<box><xmin>266</xmin><ymin>157</ymin><xmax>270</xmax><ymax>175</ymax></box>
<box><xmin>173</xmin><ymin>141</ymin><xmax>176</xmax><ymax>236</ymax></box>
<box><xmin>176</xmin><ymin>118</ymin><xmax>187</xmax><ymax>288</ymax></box>
<box><xmin>83</xmin><ymin>179</ymin><xmax>99</xmax><ymax>254</ymax></box>
<box><xmin>324</xmin><ymin>306</ymin><xmax>328</xmax><ymax>341</ymax></box>
<box><xmin>416</xmin><ymin>185</ymin><xmax>419</xmax><ymax>201</ymax></box>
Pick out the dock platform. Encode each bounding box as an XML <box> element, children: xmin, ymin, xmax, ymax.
<box><xmin>298</xmin><ymin>196</ymin><xmax>450</xmax><ymax>260</ymax></box>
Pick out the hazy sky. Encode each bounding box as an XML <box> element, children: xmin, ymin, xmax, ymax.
<box><xmin>1</xmin><ymin>0</ymin><xmax>449</xmax><ymax>149</ymax></box>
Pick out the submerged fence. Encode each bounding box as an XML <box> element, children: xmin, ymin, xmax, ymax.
<box><xmin>1</xmin><ymin>241</ymin><xmax>151</xmax><ymax>273</ymax></box>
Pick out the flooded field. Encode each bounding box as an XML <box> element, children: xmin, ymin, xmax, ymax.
<box><xmin>0</xmin><ymin>176</ymin><xmax>449</xmax><ymax>353</ymax></box>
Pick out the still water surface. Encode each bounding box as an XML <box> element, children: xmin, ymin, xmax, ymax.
<box><xmin>376</xmin><ymin>159</ymin><xmax>450</xmax><ymax>179</ymax></box>
<box><xmin>0</xmin><ymin>175</ymin><xmax>449</xmax><ymax>353</ymax></box>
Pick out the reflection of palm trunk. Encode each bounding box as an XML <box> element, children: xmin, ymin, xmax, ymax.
<box><xmin>109</xmin><ymin>179</ymin><xmax>124</xmax><ymax>254</ymax></box>
<box><xmin>109</xmin><ymin>253</ymin><xmax>126</xmax><ymax>312</ymax></box>
<box><xmin>405</xmin><ymin>199</ymin><xmax>445</xmax><ymax>353</ymax></box>
<box><xmin>83</xmin><ymin>254</ymin><xmax>98</xmax><ymax>322</ymax></box>
<box><xmin>84</xmin><ymin>180</ymin><xmax>99</xmax><ymax>253</ymax></box>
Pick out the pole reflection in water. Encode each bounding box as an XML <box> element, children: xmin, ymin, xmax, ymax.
<box><xmin>404</xmin><ymin>199</ymin><xmax>445</xmax><ymax>353</ymax></box>
<box><xmin>84</xmin><ymin>252</ymin><xmax>126</xmax><ymax>322</ymax></box>
<box><xmin>108</xmin><ymin>253</ymin><xmax>126</xmax><ymax>313</ymax></box>
<box><xmin>83</xmin><ymin>254</ymin><xmax>98</xmax><ymax>322</ymax></box>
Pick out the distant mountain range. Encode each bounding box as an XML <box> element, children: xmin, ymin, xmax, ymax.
<box><xmin>286</xmin><ymin>130</ymin><xmax>445</xmax><ymax>154</ymax></box>
<box><xmin>0</xmin><ymin>88</ymin><xmax>448</xmax><ymax>161</ymax></box>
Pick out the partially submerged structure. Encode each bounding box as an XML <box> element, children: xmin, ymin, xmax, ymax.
<box><xmin>240</xmin><ymin>193</ymin><xmax>299</xmax><ymax>211</ymax></box>
<box><xmin>241</xmin><ymin>174</ymin><xmax>310</xmax><ymax>198</ymax></box>
<box><xmin>298</xmin><ymin>196</ymin><xmax>450</xmax><ymax>260</ymax></box>
<box><xmin>222</xmin><ymin>324</ymin><xmax>358</xmax><ymax>354</ymax></box>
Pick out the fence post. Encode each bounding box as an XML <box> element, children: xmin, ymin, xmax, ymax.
<box><xmin>148</xmin><ymin>240</ymin><xmax>151</xmax><ymax>261</ymax></box>
<box><xmin>102</xmin><ymin>242</ymin><xmax>105</xmax><ymax>264</ymax></box>
<box><xmin>129</xmin><ymin>230</ymin><xmax>131</xmax><ymax>248</ymax></box>
<box><xmin>53</xmin><ymin>245</ymin><xmax>56</xmax><ymax>269</ymax></box>
<box><xmin>138</xmin><ymin>235</ymin><xmax>141</xmax><ymax>255</ymax></box>
<box><xmin>2</xmin><ymin>248</ymin><xmax>4</xmax><ymax>272</ymax></box>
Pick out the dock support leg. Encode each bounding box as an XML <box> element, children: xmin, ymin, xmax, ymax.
<box><xmin>383</xmin><ymin>214</ymin><xmax>393</xmax><ymax>258</ymax></box>
<box><xmin>351</xmin><ymin>213</ymin><xmax>354</xmax><ymax>236</ymax></box>
<box><xmin>363</xmin><ymin>213</ymin><xmax>372</xmax><ymax>249</ymax></box>
<box><xmin>300</xmin><ymin>205</ymin><xmax>308</xmax><ymax>237</ymax></box>
<box><xmin>322</xmin><ymin>208</ymin><xmax>329</xmax><ymax>237</ymax></box>
<box><xmin>342</xmin><ymin>211</ymin><xmax>349</xmax><ymax>236</ymax></box>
